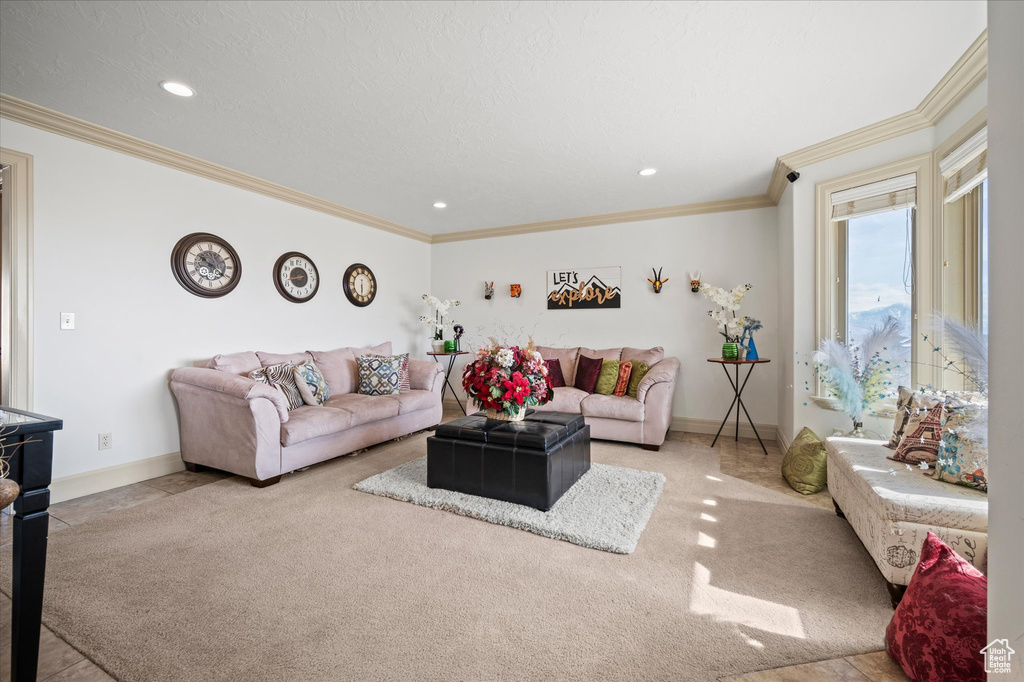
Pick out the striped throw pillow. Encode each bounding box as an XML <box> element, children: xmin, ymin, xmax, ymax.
<box><xmin>250</xmin><ymin>362</ymin><xmax>304</xmax><ymax>410</ymax></box>
<box><xmin>613</xmin><ymin>361</ymin><xmax>632</xmax><ymax>396</ymax></box>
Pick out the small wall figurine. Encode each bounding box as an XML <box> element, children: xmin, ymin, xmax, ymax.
<box><xmin>484</xmin><ymin>281</ymin><xmax>494</xmax><ymax>300</ymax></box>
<box><xmin>689</xmin><ymin>271</ymin><xmax>702</xmax><ymax>293</ymax></box>
<box><xmin>510</xmin><ymin>283</ymin><xmax>522</xmax><ymax>298</ymax></box>
<box><xmin>452</xmin><ymin>323</ymin><xmax>465</xmax><ymax>352</ymax></box>
<box><xmin>647</xmin><ymin>267</ymin><xmax>669</xmax><ymax>293</ymax></box>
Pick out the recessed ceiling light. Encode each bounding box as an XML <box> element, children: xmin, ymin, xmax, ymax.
<box><xmin>159</xmin><ymin>81</ymin><xmax>195</xmax><ymax>97</ymax></box>
<box><xmin>638</xmin><ymin>168</ymin><xmax>658</xmax><ymax>176</ymax></box>
<box><xmin>433</xmin><ymin>202</ymin><xmax>447</xmax><ymax>209</ymax></box>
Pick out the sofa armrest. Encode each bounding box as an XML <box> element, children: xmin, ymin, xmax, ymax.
<box><xmin>636</xmin><ymin>357</ymin><xmax>680</xmax><ymax>403</ymax></box>
<box><xmin>409</xmin><ymin>359</ymin><xmax>444</xmax><ymax>393</ymax></box>
<box><xmin>170</xmin><ymin>367</ymin><xmax>290</xmax><ymax>422</ymax></box>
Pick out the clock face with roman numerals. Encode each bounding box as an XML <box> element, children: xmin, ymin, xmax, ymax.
<box><xmin>171</xmin><ymin>233</ymin><xmax>241</xmax><ymax>298</ymax></box>
<box><xmin>343</xmin><ymin>263</ymin><xmax>376</xmax><ymax>306</ymax></box>
<box><xmin>273</xmin><ymin>252</ymin><xmax>319</xmax><ymax>303</ymax></box>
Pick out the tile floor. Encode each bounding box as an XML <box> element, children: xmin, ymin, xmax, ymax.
<box><xmin>1</xmin><ymin>409</ymin><xmax>905</xmax><ymax>681</ymax></box>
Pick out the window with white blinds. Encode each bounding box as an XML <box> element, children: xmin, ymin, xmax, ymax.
<box><xmin>939</xmin><ymin>126</ymin><xmax>987</xmax><ymax>203</ymax></box>
<box><xmin>830</xmin><ymin>173</ymin><xmax>917</xmax><ymax>222</ymax></box>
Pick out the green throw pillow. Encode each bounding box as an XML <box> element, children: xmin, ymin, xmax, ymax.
<box><xmin>625</xmin><ymin>360</ymin><xmax>649</xmax><ymax>398</ymax></box>
<box><xmin>781</xmin><ymin>427</ymin><xmax>828</xmax><ymax>495</ymax></box>
<box><xmin>594</xmin><ymin>360</ymin><xmax>620</xmax><ymax>395</ymax></box>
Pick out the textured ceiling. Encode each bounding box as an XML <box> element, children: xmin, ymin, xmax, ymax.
<box><xmin>0</xmin><ymin>1</ymin><xmax>986</xmax><ymax>234</ymax></box>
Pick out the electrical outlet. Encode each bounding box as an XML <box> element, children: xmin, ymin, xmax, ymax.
<box><xmin>60</xmin><ymin>312</ymin><xmax>75</xmax><ymax>330</ymax></box>
<box><xmin>98</xmin><ymin>433</ymin><xmax>112</xmax><ymax>450</ymax></box>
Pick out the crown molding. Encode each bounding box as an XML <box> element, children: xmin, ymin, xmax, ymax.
<box><xmin>766</xmin><ymin>30</ymin><xmax>987</xmax><ymax>204</ymax></box>
<box><xmin>429</xmin><ymin>194</ymin><xmax>774</xmax><ymax>244</ymax></box>
<box><xmin>0</xmin><ymin>94</ymin><xmax>432</xmax><ymax>244</ymax></box>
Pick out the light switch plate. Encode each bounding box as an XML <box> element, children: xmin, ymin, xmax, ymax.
<box><xmin>60</xmin><ymin>312</ymin><xmax>75</xmax><ymax>330</ymax></box>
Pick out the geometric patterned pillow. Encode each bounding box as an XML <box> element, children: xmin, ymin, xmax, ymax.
<box><xmin>356</xmin><ymin>355</ymin><xmax>401</xmax><ymax>396</ymax></box>
<box><xmin>367</xmin><ymin>353</ymin><xmax>410</xmax><ymax>391</ymax></box>
<box><xmin>933</xmin><ymin>400</ymin><xmax>988</xmax><ymax>492</ymax></box>
<box><xmin>249</xmin><ymin>362</ymin><xmax>304</xmax><ymax>410</ymax></box>
<box><xmin>889</xmin><ymin>405</ymin><xmax>944</xmax><ymax>465</ymax></box>
<box><xmin>292</xmin><ymin>360</ymin><xmax>331</xmax><ymax>406</ymax></box>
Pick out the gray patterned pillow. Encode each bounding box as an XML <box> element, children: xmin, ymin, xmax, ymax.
<box><xmin>249</xmin><ymin>362</ymin><xmax>304</xmax><ymax>410</ymax></box>
<box><xmin>367</xmin><ymin>353</ymin><xmax>410</xmax><ymax>391</ymax></box>
<box><xmin>356</xmin><ymin>355</ymin><xmax>401</xmax><ymax>396</ymax></box>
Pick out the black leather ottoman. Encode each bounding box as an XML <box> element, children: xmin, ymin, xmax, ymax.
<box><xmin>426</xmin><ymin>411</ymin><xmax>591</xmax><ymax>511</ymax></box>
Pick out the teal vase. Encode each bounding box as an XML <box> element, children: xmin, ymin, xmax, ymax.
<box><xmin>745</xmin><ymin>336</ymin><xmax>759</xmax><ymax>361</ymax></box>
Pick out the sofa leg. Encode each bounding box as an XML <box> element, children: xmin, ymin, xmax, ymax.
<box><xmin>248</xmin><ymin>475</ymin><xmax>281</xmax><ymax>488</ymax></box>
<box><xmin>832</xmin><ymin>499</ymin><xmax>846</xmax><ymax>519</ymax></box>
<box><xmin>184</xmin><ymin>461</ymin><xmax>205</xmax><ymax>473</ymax></box>
<box><xmin>885</xmin><ymin>581</ymin><xmax>907</xmax><ymax>609</ymax></box>
<box><xmin>641</xmin><ymin>444</ymin><xmax>660</xmax><ymax>452</ymax></box>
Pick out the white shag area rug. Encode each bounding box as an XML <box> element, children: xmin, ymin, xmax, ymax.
<box><xmin>354</xmin><ymin>456</ymin><xmax>665</xmax><ymax>554</ymax></box>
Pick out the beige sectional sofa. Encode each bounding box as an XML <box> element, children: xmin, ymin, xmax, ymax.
<box><xmin>826</xmin><ymin>436</ymin><xmax>988</xmax><ymax>606</ymax></box>
<box><xmin>169</xmin><ymin>343</ymin><xmax>443</xmax><ymax>486</ymax></box>
<box><xmin>534</xmin><ymin>345</ymin><xmax>679</xmax><ymax>450</ymax></box>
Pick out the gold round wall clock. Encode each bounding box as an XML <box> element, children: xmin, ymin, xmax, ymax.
<box><xmin>273</xmin><ymin>252</ymin><xmax>319</xmax><ymax>303</ymax></box>
<box><xmin>343</xmin><ymin>263</ymin><xmax>377</xmax><ymax>306</ymax></box>
<box><xmin>170</xmin><ymin>232</ymin><xmax>241</xmax><ymax>298</ymax></box>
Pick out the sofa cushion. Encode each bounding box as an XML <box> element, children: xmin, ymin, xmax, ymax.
<box><xmin>885</xmin><ymin>533</ymin><xmax>987</xmax><ymax>682</ymax></box>
<box><xmin>594</xmin><ymin>360</ymin><xmax>620</xmax><ymax>395</ymax></box>
<box><xmin>579</xmin><ymin>347</ymin><xmax>623</xmax><ymax>362</ymax></box>
<box><xmin>536</xmin><ymin>346</ymin><xmax>579</xmax><ymax>386</ymax></box>
<box><xmin>280</xmin><ymin>406</ymin><xmax>353</xmax><ymax>446</ymax></box>
<box><xmin>390</xmin><ymin>389</ymin><xmax>438</xmax><ymax>415</ymax></box>
<box><xmin>535</xmin><ymin>386</ymin><xmax>587</xmax><ymax>414</ymax></box>
<box><xmin>622</xmin><ymin>346</ymin><xmax>664</xmax><ymax>366</ymax></box>
<box><xmin>581</xmin><ymin>394</ymin><xmax>644</xmax><ymax>421</ymax></box>
<box><xmin>207</xmin><ymin>351</ymin><xmax>261</xmax><ymax>376</ymax></box>
<box><xmin>257</xmin><ymin>350</ymin><xmax>312</xmax><ymax>367</ymax></box>
<box><xmin>356</xmin><ymin>355</ymin><xmax>402</xmax><ymax>396</ymax></box>
<box><xmin>825</xmin><ymin>438</ymin><xmax>988</xmax><ymax>533</ymax></box>
<box><xmin>309</xmin><ymin>342</ymin><xmax>392</xmax><ymax>395</ymax></box>
<box><xmin>293</xmin><ymin>360</ymin><xmax>331</xmax><ymax>406</ymax></box>
<box><xmin>325</xmin><ymin>393</ymin><xmax>401</xmax><ymax>426</ymax></box>
<box><xmin>573</xmin><ymin>355</ymin><xmax>602</xmax><ymax>393</ymax></box>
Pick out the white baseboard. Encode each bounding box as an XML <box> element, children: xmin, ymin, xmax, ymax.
<box><xmin>669</xmin><ymin>416</ymin><xmax>777</xmax><ymax>441</ymax></box>
<box><xmin>49</xmin><ymin>452</ymin><xmax>186</xmax><ymax>504</ymax></box>
<box><xmin>776</xmin><ymin>427</ymin><xmax>793</xmax><ymax>453</ymax></box>
<box><xmin>443</xmin><ymin>399</ymin><xmax>776</xmax><ymax>442</ymax></box>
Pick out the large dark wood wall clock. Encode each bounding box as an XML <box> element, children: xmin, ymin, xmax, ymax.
<box><xmin>171</xmin><ymin>232</ymin><xmax>241</xmax><ymax>298</ymax></box>
<box><xmin>273</xmin><ymin>251</ymin><xmax>319</xmax><ymax>303</ymax></box>
<box><xmin>343</xmin><ymin>263</ymin><xmax>377</xmax><ymax>306</ymax></box>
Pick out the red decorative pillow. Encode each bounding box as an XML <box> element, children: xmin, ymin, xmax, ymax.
<box><xmin>885</xmin><ymin>532</ymin><xmax>987</xmax><ymax>682</ymax></box>
<box><xmin>545</xmin><ymin>359</ymin><xmax>566</xmax><ymax>388</ymax></box>
<box><xmin>573</xmin><ymin>355</ymin><xmax>602</xmax><ymax>393</ymax></box>
<box><xmin>613</xmin><ymin>361</ymin><xmax>632</xmax><ymax>396</ymax></box>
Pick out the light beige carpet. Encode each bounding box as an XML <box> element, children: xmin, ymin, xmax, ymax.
<box><xmin>1</xmin><ymin>432</ymin><xmax>894</xmax><ymax>682</ymax></box>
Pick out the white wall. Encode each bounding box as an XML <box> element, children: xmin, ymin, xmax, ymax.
<box><xmin>985</xmin><ymin>0</ymin><xmax>1024</xmax><ymax>671</ymax></box>
<box><xmin>0</xmin><ymin>119</ymin><xmax>431</xmax><ymax>481</ymax></box>
<box><xmin>430</xmin><ymin>208</ymin><xmax>780</xmax><ymax>430</ymax></box>
<box><xmin>775</xmin><ymin>79</ymin><xmax>988</xmax><ymax>443</ymax></box>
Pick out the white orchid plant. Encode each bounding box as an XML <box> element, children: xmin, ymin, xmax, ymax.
<box><xmin>700</xmin><ymin>283</ymin><xmax>753</xmax><ymax>342</ymax></box>
<box><xmin>419</xmin><ymin>294</ymin><xmax>461</xmax><ymax>340</ymax></box>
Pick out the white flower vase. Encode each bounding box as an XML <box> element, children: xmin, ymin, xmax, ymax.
<box><xmin>431</xmin><ymin>340</ymin><xmax>446</xmax><ymax>353</ymax></box>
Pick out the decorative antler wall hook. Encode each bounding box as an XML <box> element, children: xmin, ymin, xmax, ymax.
<box><xmin>484</xmin><ymin>281</ymin><xmax>494</xmax><ymax>300</ymax></box>
<box><xmin>647</xmin><ymin>268</ymin><xmax>668</xmax><ymax>293</ymax></box>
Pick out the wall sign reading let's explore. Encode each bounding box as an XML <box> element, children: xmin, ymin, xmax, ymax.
<box><xmin>547</xmin><ymin>267</ymin><xmax>621</xmax><ymax>310</ymax></box>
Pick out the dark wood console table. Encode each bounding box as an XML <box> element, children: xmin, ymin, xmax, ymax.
<box><xmin>1</xmin><ymin>407</ymin><xmax>62</xmax><ymax>682</ymax></box>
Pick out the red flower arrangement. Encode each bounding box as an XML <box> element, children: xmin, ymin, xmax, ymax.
<box><xmin>462</xmin><ymin>340</ymin><xmax>552</xmax><ymax>420</ymax></box>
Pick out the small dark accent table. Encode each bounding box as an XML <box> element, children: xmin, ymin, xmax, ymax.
<box><xmin>707</xmin><ymin>358</ymin><xmax>771</xmax><ymax>456</ymax></box>
<box><xmin>426</xmin><ymin>351</ymin><xmax>469</xmax><ymax>415</ymax></box>
<box><xmin>0</xmin><ymin>406</ymin><xmax>63</xmax><ymax>682</ymax></box>
<box><xmin>427</xmin><ymin>411</ymin><xmax>590</xmax><ymax>511</ymax></box>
